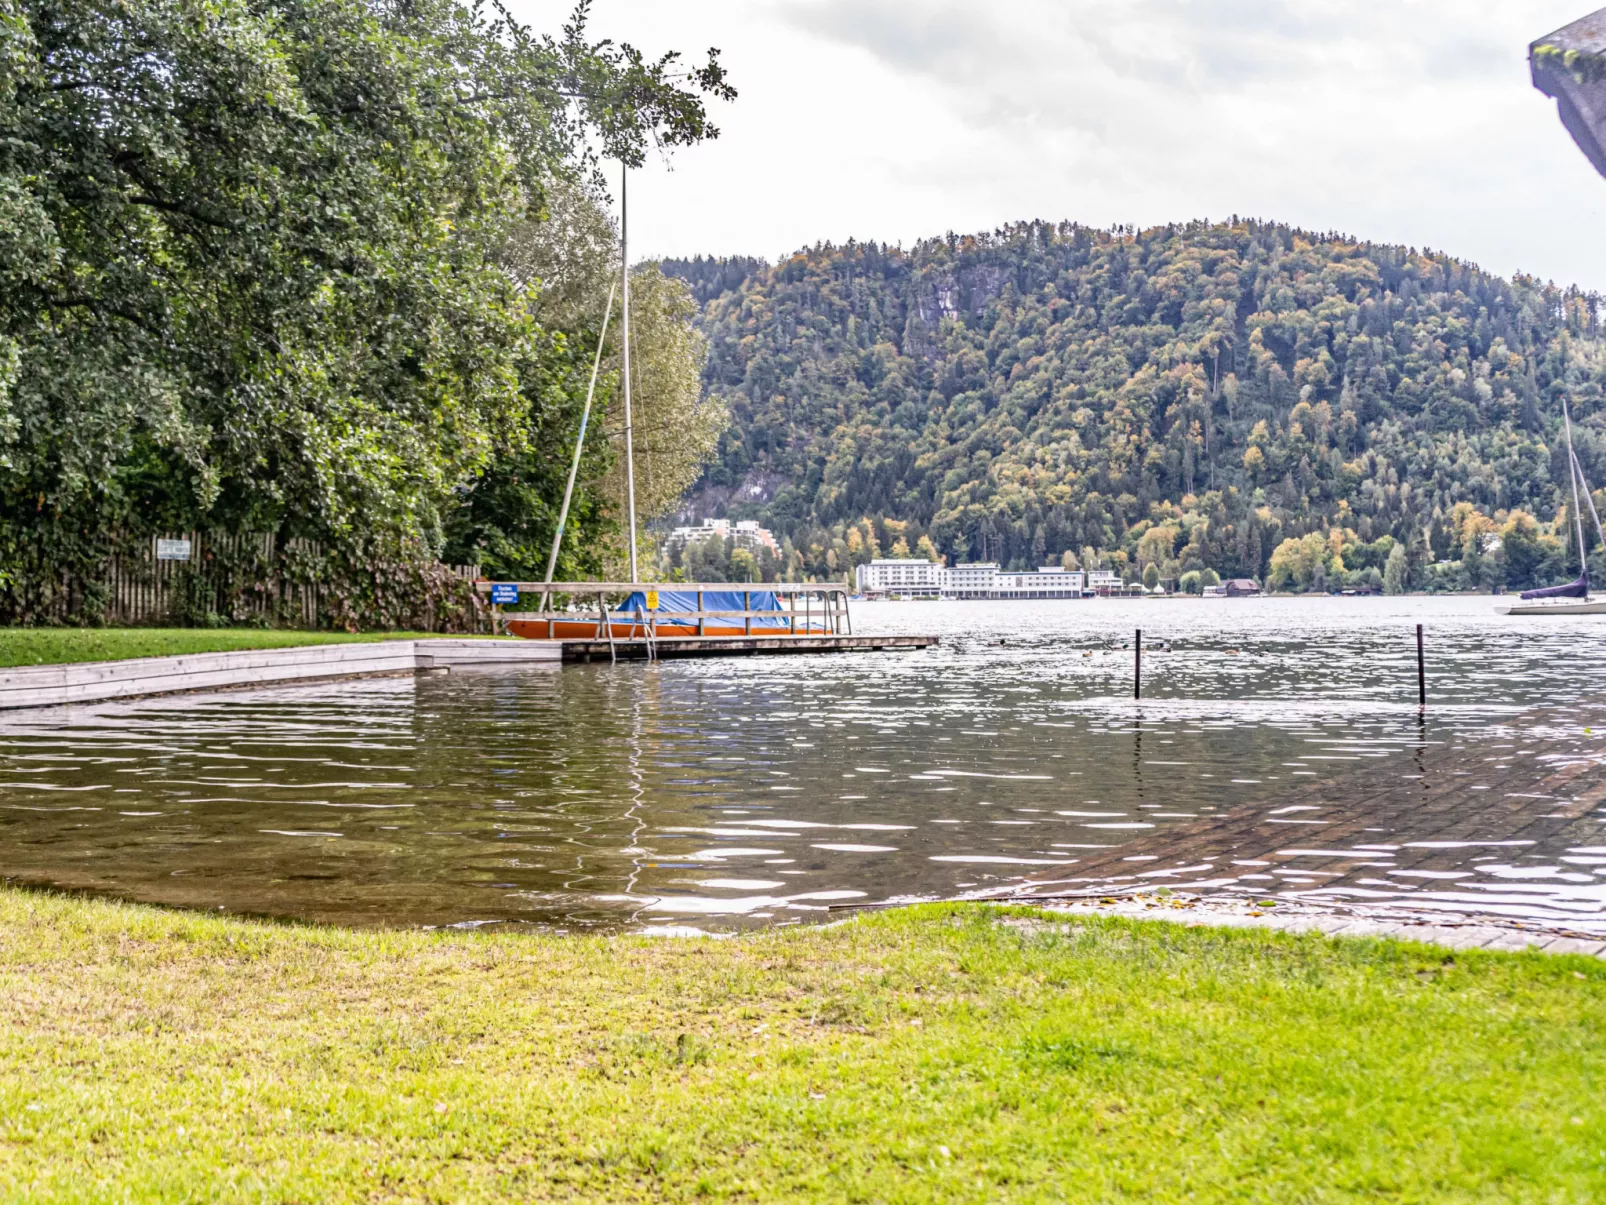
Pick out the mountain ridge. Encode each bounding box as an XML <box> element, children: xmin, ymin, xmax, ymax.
<box><xmin>661</xmin><ymin>218</ymin><xmax>1606</xmax><ymax>589</ymax></box>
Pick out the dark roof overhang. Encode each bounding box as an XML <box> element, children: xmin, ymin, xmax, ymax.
<box><xmin>1533</xmin><ymin>8</ymin><xmax>1606</xmax><ymax>179</ymax></box>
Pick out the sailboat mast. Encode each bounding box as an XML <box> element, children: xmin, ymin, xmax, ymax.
<box><xmin>1565</xmin><ymin>398</ymin><xmax>1589</xmax><ymax>578</ymax></box>
<box><xmin>621</xmin><ymin>164</ymin><xmax>640</xmax><ymax>583</ymax></box>
<box><xmin>1572</xmin><ymin>445</ymin><xmax>1606</xmax><ymax>552</ymax></box>
<box><xmin>542</xmin><ymin>284</ymin><xmax>616</xmax><ymax>596</ymax></box>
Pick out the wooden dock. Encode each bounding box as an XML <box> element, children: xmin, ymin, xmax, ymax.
<box><xmin>473</xmin><ymin>579</ymin><xmax>938</xmax><ymax>662</ymax></box>
<box><xmin>558</xmin><ymin>634</ymin><xmax>937</xmax><ymax>662</ymax></box>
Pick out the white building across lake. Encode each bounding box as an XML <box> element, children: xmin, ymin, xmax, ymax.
<box><xmin>854</xmin><ymin>558</ymin><xmax>945</xmax><ymax>597</ymax></box>
<box><xmin>856</xmin><ymin>560</ymin><xmax>1130</xmax><ymax>599</ymax></box>
<box><xmin>662</xmin><ymin>518</ymin><xmax>780</xmax><ymax>558</ymax></box>
<box><xmin>1086</xmin><ymin>569</ymin><xmax>1130</xmax><ymax>595</ymax></box>
<box><xmin>943</xmin><ymin>562</ymin><xmax>1000</xmax><ymax>599</ymax></box>
<box><xmin>986</xmin><ymin>567</ymin><xmax>1082</xmax><ymax>598</ymax></box>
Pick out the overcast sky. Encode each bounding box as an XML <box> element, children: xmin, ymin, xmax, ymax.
<box><xmin>513</xmin><ymin>1</ymin><xmax>1606</xmax><ymax>291</ymax></box>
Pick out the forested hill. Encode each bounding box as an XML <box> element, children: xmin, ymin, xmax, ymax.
<box><xmin>661</xmin><ymin>221</ymin><xmax>1606</xmax><ymax>589</ymax></box>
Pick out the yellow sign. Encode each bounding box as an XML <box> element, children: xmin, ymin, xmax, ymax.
<box><xmin>645</xmin><ymin>590</ymin><xmax>659</xmax><ymax>610</ymax></box>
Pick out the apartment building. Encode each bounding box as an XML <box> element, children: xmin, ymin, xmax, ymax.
<box><xmin>942</xmin><ymin>562</ymin><xmax>1001</xmax><ymax>599</ymax></box>
<box><xmin>661</xmin><ymin>517</ymin><xmax>780</xmax><ymax>558</ymax></box>
<box><xmin>1086</xmin><ymin>569</ymin><xmax>1125</xmax><ymax>595</ymax></box>
<box><xmin>855</xmin><ymin>558</ymin><xmax>945</xmax><ymax>596</ymax></box>
<box><xmin>935</xmin><ymin>564</ymin><xmax>1093</xmax><ymax>599</ymax></box>
<box><xmin>991</xmin><ymin>567</ymin><xmax>1088</xmax><ymax>598</ymax></box>
<box><xmin>856</xmin><ymin>559</ymin><xmax>1125</xmax><ymax>600</ymax></box>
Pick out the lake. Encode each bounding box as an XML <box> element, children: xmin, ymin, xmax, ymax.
<box><xmin>3</xmin><ymin>594</ymin><xmax>1606</xmax><ymax>933</ymax></box>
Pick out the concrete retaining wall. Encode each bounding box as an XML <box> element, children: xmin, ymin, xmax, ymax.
<box><xmin>0</xmin><ymin>638</ymin><xmax>560</xmax><ymax>711</ymax></box>
<box><xmin>413</xmin><ymin>639</ymin><xmax>561</xmax><ymax>670</ymax></box>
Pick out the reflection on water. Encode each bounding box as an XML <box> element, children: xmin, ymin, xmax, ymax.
<box><xmin>3</xmin><ymin>596</ymin><xmax>1606</xmax><ymax>932</ymax></box>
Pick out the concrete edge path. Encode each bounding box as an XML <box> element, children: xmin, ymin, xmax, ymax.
<box><xmin>0</xmin><ymin>638</ymin><xmax>561</xmax><ymax>711</ymax></box>
<box><xmin>998</xmin><ymin>894</ymin><xmax>1606</xmax><ymax>958</ymax></box>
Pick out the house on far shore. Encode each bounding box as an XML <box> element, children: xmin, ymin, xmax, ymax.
<box><xmin>661</xmin><ymin>517</ymin><xmax>780</xmax><ymax>559</ymax></box>
<box><xmin>855</xmin><ymin>558</ymin><xmax>944</xmax><ymax>598</ymax></box>
<box><xmin>1223</xmin><ymin>578</ymin><xmax>1261</xmax><ymax>597</ymax></box>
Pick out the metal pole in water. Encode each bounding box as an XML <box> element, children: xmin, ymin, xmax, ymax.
<box><xmin>1134</xmin><ymin>628</ymin><xmax>1142</xmax><ymax>700</ymax></box>
<box><xmin>1416</xmin><ymin>623</ymin><xmax>1426</xmax><ymax>708</ymax></box>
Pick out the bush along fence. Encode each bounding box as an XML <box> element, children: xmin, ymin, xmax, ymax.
<box><xmin>3</xmin><ymin>531</ymin><xmax>485</xmax><ymax>632</ymax></box>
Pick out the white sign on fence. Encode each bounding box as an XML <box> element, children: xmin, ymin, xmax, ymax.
<box><xmin>155</xmin><ymin>538</ymin><xmax>192</xmax><ymax>562</ymax></box>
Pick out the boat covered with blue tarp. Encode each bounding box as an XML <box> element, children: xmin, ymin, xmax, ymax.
<box><xmin>507</xmin><ymin>587</ymin><xmax>827</xmax><ymax>640</ymax></box>
<box><xmin>615</xmin><ymin>590</ymin><xmax>790</xmax><ymax>630</ymax></box>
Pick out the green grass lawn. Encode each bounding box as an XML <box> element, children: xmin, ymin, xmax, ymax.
<box><xmin>0</xmin><ymin>893</ymin><xmax>1601</xmax><ymax>1202</ymax></box>
<box><xmin>0</xmin><ymin>628</ymin><xmax>449</xmax><ymax>668</ymax></box>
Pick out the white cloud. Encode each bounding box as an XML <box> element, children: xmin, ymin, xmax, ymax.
<box><xmin>510</xmin><ymin>0</ymin><xmax>1606</xmax><ymax>289</ymax></box>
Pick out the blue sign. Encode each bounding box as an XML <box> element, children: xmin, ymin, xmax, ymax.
<box><xmin>489</xmin><ymin>583</ymin><xmax>519</xmax><ymax>605</ymax></box>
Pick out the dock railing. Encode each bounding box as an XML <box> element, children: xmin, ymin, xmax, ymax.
<box><xmin>473</xmin><ymin>581</ymin><xmax>853</xmax><ymax>643</ymax></box>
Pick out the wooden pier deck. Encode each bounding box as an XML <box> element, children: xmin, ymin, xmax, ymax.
<box><xmin>557</xmin><ymin>634</ymin><xmax>937</xmax><ymax>662</ymax></box>
<box><xmin>474</xmin><ymin>579</ymin><xmax>938</xmax><ymax>662</ymax></box>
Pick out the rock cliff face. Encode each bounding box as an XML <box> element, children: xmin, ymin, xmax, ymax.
<box><xmin>1532</xmin><ymin>9</ymin><xmax>1606</xmax><ymax>179</ymax></box>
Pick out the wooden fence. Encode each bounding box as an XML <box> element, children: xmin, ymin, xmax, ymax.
<box><xmin>85</xmin><ymin>532</ymin><xmax>480</xmax><ymax>628</ymax></box>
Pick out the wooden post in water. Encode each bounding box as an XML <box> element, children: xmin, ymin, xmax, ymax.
<box><xmin>1416</xmin><ymin>623</ymin><xmax>1426</xmax><ymax>708</ymax></box>
<box><xmin>1134</xmin><ymin>628</ymin><xmax>1142</xmax><ymax>700</ymax></box>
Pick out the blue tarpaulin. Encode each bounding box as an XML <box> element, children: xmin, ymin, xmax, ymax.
<box><xmin>613</xmin><ymin>590</ymin><xmax>792</xmax><ymax>629</ymax></box>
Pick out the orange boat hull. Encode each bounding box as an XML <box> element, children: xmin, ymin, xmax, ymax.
<box><xmin>507</xmin><ymin>619</ymin><xmax>824</xmax><ymax>640</ymax></box>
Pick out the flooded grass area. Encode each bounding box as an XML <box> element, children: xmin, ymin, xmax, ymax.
<box><xmin>0</xmin><ymin>627</ymin><xmax>435</xmax><ymax>668</ymax></box>
<box><xmin>3</xmin><ymin>596</ymin><xmax>1606</xmax><ymax>932</ymax></box>
<box><xmin>1</xmin><ymin>890</ymin><xmax>1602</xmax><ymax>1202</ymax></box>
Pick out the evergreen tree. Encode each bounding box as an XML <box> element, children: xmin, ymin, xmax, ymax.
<box><xmin>1383</xmin><ymin>544</ymin><xmax>1409</xmax><ymax>595</ymax></box>
<box><xmin>676</xmin><ymin>219</ymin><xmax>1604</xmax><ymax>592</ymax></box>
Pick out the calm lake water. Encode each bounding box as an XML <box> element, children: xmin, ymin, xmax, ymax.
<box><xmin>4</xmin><ymin>595</ymin><xmax>1606</xmax><ymax>932</ymax></box>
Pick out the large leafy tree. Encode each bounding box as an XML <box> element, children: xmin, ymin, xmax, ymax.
<box><xmin>446</xmin><ymin>181</ymin><xmax>724</xmax><ymax>580</ymax></box>
<box><xmin>0</xmin><ymin>0</ymin><xmax>731</xmax><ymax>604</ymax></box>
<box><xmin>608</xmin><ymin>265</ymin><xmax>725</xmax><ymax>533</ymax></box>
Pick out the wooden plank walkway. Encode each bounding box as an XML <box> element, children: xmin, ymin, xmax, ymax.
<box><xmin>559</xmin><ymin>634</ymin><xmax>938</xmax><ymax>662</ymax></box>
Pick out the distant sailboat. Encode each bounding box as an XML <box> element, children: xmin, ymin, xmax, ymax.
<box><xmin>1500</xmin><ymin>399</ymin><xmax>1606</xmax><ymax>615</ymax></box>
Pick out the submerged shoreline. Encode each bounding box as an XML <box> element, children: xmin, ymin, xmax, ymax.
<box><xmin>2</xmin><ymin>596</ymin><xmax>1605</xmax><ymax>934</ymax></box>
